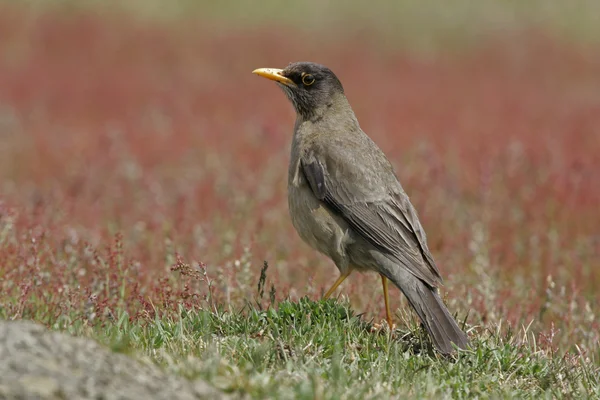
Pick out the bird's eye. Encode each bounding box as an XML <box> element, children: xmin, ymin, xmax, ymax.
<box><xmin>302</xmin><ymin>74</ymin><xmax>315</xmax><ymax>86</ymax></box>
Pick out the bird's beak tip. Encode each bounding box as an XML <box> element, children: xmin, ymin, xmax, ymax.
<box><xmin>252</xmin><ymin>67</ymin><xmax>295</xmax><ymax>86</ymax></box>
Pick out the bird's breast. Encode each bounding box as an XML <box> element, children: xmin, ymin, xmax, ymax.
<box><xmin>287</xmin><ymin>168</ymin><xmax>352</xmax><ymax>270</ymax></box>
<box><xmin>287</xmin><ymin>174</ymin><xmax>328</xmax><ymax>245</ymax></box>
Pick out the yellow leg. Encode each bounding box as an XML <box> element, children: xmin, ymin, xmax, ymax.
<box><xmin>323</xmin><ymin>271</ymin><xmax>352</xmax><ymax>299</ymax></box>
<box><xmin>381</xmin><ymin>274</ymin><xmax>394</xmax><ymax>328</ymax></box>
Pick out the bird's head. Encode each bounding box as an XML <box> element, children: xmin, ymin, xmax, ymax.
<box><xmin>253</xmin><ymin>62</ymin><xmax>346</xmax><ymax>121</ymax></box>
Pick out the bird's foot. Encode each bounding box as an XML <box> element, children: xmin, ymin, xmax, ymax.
<box><xmin>370</xmin><ymin>321</ymin><xmax>397</xmax><ymax>333</ymax></box>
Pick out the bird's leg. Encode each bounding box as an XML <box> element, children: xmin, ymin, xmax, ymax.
<box><xmin>381</xmin><ymin>274</ymin><xmax>395</xmax><ymax>330</ymax></box>
<box><xmin>322</xmin><ymin>271</ymin><xmax>352</xmax><ymax>300</ymax></box>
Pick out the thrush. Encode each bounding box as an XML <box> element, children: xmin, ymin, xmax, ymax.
<box><xmin>253</xmin><ymin>62</ymin><xmax>468</xmax><ymax>354</ymax></box>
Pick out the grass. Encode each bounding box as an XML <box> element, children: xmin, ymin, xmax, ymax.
<box><xmin>12</xmin><ymin>252</ymin><xmax>598</xmax><ymax>398</ymax></box>
<box><xmin>38</xmin><ymin>293</ymin><xmax>600</xmax><ymax>398</ymax></box>
<box><xmin>0</xmin><ymin>2</ymin><xmax>599</xmax><ymax>398</ymax></box>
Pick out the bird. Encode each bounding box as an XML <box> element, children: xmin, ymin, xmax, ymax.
<box><xmin>252</xmin><ymin>62</ymin><xmax>468</xmax><ymax>354</ymax></box>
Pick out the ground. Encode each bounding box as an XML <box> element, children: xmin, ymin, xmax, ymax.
<box><xmin>0</xmin><ymin>1</ymin><xmax>598</xmax><ymax>398</ymax></box>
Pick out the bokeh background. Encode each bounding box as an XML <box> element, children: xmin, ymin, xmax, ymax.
<box><xmin>1</xmin><ymin>1</ymin><xmax>598</xmax><ymax>352</ymax></box>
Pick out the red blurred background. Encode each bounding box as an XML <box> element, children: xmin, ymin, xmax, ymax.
<box><xmin>0</xmin><ymin>2</ymin><xmax>598</xmax><ymax>350</ymax></box>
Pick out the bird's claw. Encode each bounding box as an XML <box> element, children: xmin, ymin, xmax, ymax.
<box><xmin>370</xmin><ymin>321</ymin><xmax>397</xmax><ymax>333</ymax></box>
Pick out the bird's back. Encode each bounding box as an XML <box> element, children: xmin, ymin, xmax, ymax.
<box><xmin>293</xmin><ymin>116</ymin><xmax>405</xmax><ymax>202</ymax></box>
<box><xmin>291</xmin><ymin>113</ymin><xmax>442</xmax><ymax>286</ymax></box>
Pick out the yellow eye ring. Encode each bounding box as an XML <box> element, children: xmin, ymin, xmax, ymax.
<box><xmin>302</xmin><ymin>74</ymin><xmax>315</xmax><ymax>86</ymax></box>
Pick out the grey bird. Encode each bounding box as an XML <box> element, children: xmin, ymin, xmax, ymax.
<box><xmin>252</xmin><ymin>62</ymin><xmax>468</xmax><ymax>354</ymax></box>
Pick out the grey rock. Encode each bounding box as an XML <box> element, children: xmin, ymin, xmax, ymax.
<box><xmin>0</xmin><ymin>320</ymin><xmax>231</xmax><ymax>400</ymax></box>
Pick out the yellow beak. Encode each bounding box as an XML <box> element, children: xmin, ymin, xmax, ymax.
<box><xmin>252</xmin><ymin>68</ymin><xmax>295</xmax><ymax>86</ymax></box>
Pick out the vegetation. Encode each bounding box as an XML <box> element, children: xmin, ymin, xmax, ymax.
<box><xmin>0</xmin><ymin>2</ymin><xmax>598</xmax><ymax>398</ymax></box>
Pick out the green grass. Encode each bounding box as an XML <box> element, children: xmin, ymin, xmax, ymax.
<box><xmin>51</xmin><ymin>297</ymin><xmax>597</xmax><ymax>399</ymax></box>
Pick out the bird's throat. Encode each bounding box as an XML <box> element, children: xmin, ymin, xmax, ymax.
<box><xmin>298</xmin><ymin>94</ymin><xmax>357</xmax><ymax>125</ymax></box>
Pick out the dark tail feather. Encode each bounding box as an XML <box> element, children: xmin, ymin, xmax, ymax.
<box><xmin>408</xmin><ymin>283</ymin><xmax>469</xmax><ymax>354</ymax></box>
<box><xmin>384</xmin><ymin>266</ymin><xmax>469</xmax><ymax>354</ymax></box>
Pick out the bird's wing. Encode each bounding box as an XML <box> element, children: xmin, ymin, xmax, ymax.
<box><xmin>301</xmin><ymin>147</ymin><xmax>442</xmax><ymax>287</ymax></box>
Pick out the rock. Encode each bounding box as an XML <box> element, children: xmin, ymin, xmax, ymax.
<box><xmin>0</xmin><ymin>320</ymin><xmax>231</xmax><ymax>400</ymax></box>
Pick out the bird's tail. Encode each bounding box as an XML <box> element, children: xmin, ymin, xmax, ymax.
<box><xmin>385</xmin><ymin>267</ymin><xmax>469</xmax><ymax>354</ymax></box>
